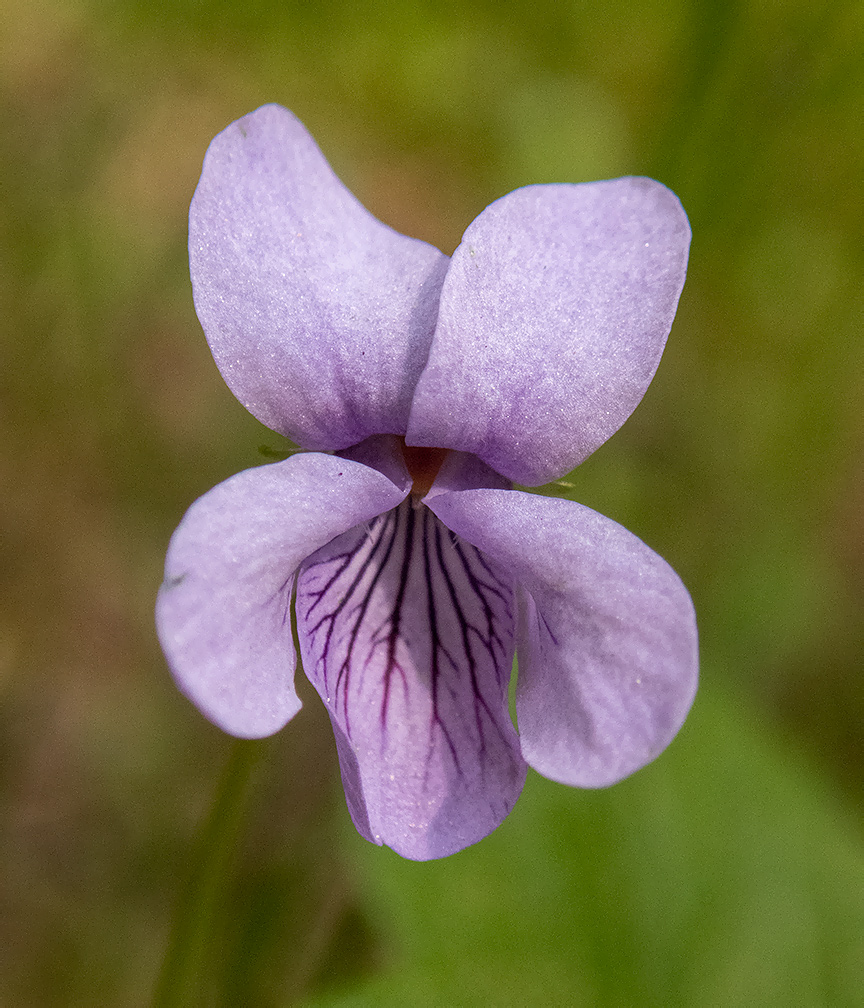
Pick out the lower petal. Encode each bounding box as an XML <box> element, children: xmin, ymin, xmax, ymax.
<box><xmin>296</xmin><ymin>497</ymin><xmax>525</xmax><ymax>860</ymax></box>
<box><xmin>427</xmin><ymin>489</ymin><xmax>698</xmax><ymax>787</ymax></box>
<box><xmin>156</xmin><ymin>453</ymin><xmax>407</xmax><ymax>738</ymax></box>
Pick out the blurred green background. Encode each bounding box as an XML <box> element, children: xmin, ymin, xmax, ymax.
<box><xmin>2</xmin><ymin>0</ymin><xmax>862</xmax><ymax>1004</ymax></box>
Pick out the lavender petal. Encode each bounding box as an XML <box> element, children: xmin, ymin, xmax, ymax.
<box><xmin>406</xmin><ymin>178</ymin><xmax>690</xmax><ymax>485</ymax></box>
<box><xmin>156</xmin><ymin>453</ymin><xmax>407</xmax><ymax>738</ymax></box>
<box><xmin>190</xmin><ymin>104</ymin><xmax>449</xmax><ymax>450</ymax></box>
<box><xmin>296</xmin><ymin>498</ymin><xmax>526</xmax><ymax>860</ymax></box>
<box><xmin>428</xmin><ymin>489</ymin><xmax>698</xmax><ymax>786</ymax></box>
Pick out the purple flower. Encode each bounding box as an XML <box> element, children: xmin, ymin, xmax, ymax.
<box><xmin>157</xmin><ymin>104</ymin><xmax>697</xmax><ymax>861</ymax></box>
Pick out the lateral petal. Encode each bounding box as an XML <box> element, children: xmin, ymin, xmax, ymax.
<box><xmin>406</xmin><ymin>178</ymin><xmax>690</xmax><ymax>485</ymax></box>
<box><xmin>427</xmin><ymin>489</ymin><xmax>698</xmax><ymax>786</ymax></box>
<box><xmin>190</xmin><ymin>104</ymin><xmax>449</xmax><ymax>449</ymax></box>
<box><xmin>156</xmin><ymin>453</ymin><xmax>407</xmax><ymax>738</ymax></box>
<box><xmin>295</xmin><ymin>498</ymin><xmax>525</xmax><ymax>860</ymax></box>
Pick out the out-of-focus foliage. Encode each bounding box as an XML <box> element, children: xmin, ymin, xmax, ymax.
<box><xmin>0</xmin><ymin>0</ymin><xmax>861</xmax><ymax>1005</ymax></box>
<box><xmin>310</xmin><ymin>684</ymin><xmax>864</xmax><ymax>1007</ymax></box>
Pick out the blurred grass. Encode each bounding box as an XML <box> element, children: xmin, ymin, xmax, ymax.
<box><xmin>0</xmin><ymin>0</ymin><xmax>862</xmax><ymax>1004</ymax></box>
<box><xmin>308</xmin><ymin>679</ymin><xmax>864</xmax><ymax>1007</ymax></box>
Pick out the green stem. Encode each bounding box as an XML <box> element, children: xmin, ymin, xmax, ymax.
<box><xmin>154</xmin><ymin>738</ymin><xmax>267</xmax><ymax>1007</ymax></box>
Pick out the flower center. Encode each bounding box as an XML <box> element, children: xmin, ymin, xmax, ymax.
<box><xmin>400</xmin><ymin>441</ymin><xmax>449</xmax><ymax>497</ymax></box>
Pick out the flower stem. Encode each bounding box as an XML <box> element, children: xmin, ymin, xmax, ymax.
<box><xmin>154</xmin><ymin>737</ymin><xmax>267</xmax><ymax>1007</ymax></box>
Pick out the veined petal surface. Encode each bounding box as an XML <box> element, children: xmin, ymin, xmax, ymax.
<box><xmin>190</xmin><ymin>104</ymin><xmax>449</xmax><ymax>449</ymax></box>
<box><xmin>428</xmin><ymin>489</ymin><xmax>698</xmax><ymax>787</ymax></box>
<box><xmin>406</xmin><ymin>178</ymin><xmax>691</xmax><ymax>485</ymax></box>
<box><xmin>296</xmin><ymin>498</ymin><xmax>525</xmax><ymax>860</ymax></box>
<box><xmin>156</xmin><ymin>453</ymin><xmax>407</xmax><ymax>738</ymax></box>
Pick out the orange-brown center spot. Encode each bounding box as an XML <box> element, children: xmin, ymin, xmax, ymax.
<box><xmin>400</xmin><ymin>441</ymin><xmax>449</xmax><ymax>497</ymax></box>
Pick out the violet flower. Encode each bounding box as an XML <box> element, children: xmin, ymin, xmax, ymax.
<box><xmin>157</xmin><ymin>104</ymin><xmax>697</xmax><ymax>861</ymax></box>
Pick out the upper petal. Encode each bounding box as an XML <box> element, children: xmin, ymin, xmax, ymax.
<box><xmin>296</xmin><ymin>496</ymin><xmax>525</xmax><ymax>860</ymax></box>
<box><xmin>190</xmin><ymin>104</ymin><xmax>449</xmax><ymax>449</ymax></box>
<box><xmin>427</xmin><ymin>489</ymin><xmax>698</xmax><ymax>786</ymax></box>
<box><xmin>406</xmin><ymin>178</ymin><xmax>691</xmax><ymax>485</ymax></box>
<box><xmin>156</xmin><ymin>452</ymin><xmax>408</xmax><ymax>738</ymax></box>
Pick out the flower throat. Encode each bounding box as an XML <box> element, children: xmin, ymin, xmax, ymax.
<box><xmin>400</xmin><ymin>440</ymin><xmax>449</xmax><ymax>497</ymax></box>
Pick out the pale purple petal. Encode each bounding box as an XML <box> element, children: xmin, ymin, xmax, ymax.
<box><xmin>427</xmin><ymin>489</ymin><xmax>698</xmax><ymax>786</ymax></box>
<box><xmin>424</xmin><ymin>449</ymin><xmax>512</xmax><ymax>499</ymax></box>
<box><xmin>156</xmin><ymin>453</ymin><xmax>408</xmax><ymax>738</ymax></box>
<box><xmin>190</xmin><ymin>104</ymin><xmax>449</xmax><ymax>449</ymax></box>
<box><xmin>406</xmin><ymin>178</ymin><xmax>691</xmax><ymax>485</ymax></box>
<box><xmin>295</xmin><ymin>497</ymin><xmax>525</xmax><ymax>860</ymax></box>
<box><xmin>336</xmin><ymin>434</ymin><xmax>411</xmax><ymax>491</ymax></box>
